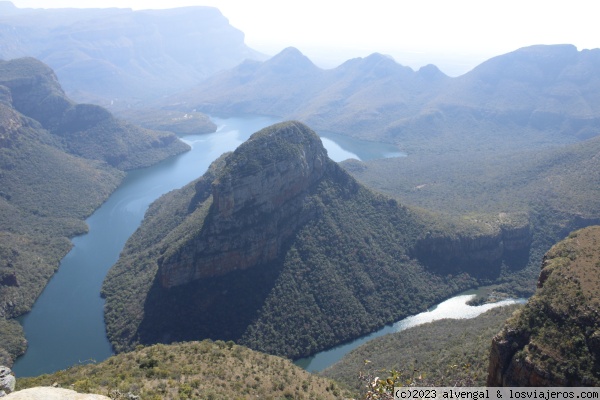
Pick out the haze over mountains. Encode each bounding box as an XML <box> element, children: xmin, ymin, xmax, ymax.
<box><xmin>0</xmin><ymin>1</ymin><xmax>264</xmax><ymax>106</ymax></box>
<box><xmin>171</xmin><ymin>44</ymin><xmax>600</xmax><ymax>154</ymax></box>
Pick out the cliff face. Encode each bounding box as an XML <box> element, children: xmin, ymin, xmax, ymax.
<box><xmin>488</xmin><ymin>226</ymin><xmax>600</xmax><ymax>386</ymax></box>
<box><xmin>414</xmin><ymin>213</ymin><xmax>532</xmax><ymax>277</ymax></box>
<box><xmin>159</xmin><ymin>121</ymin><xmax>329</xmax><ymax>287</ymax></box>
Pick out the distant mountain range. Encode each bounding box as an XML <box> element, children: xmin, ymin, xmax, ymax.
<box><xmin>0</xmin><ymin>57</ymin><xmax>188</xmax><ymax>365</ymax></box>
<box><xmin>169</xmin><ymin>44</ymin><xmax>600</xmax><ymax>154</ymax></box>
<box><xmin>0</xmin><ymin>1</ymin><xmax>264</xmax><ymax>106</ymax></box>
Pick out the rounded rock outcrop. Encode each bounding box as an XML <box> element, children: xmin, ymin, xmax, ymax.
<box><xmin>5</xmin><ymin>387</ymin><xmax>109</xmax><ymax>399</ymax></box>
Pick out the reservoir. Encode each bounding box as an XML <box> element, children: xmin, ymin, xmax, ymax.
<box><xmin>12</xmin><ymin>116</ymin><xmax>404</xmax><ymax>377</ymax></box>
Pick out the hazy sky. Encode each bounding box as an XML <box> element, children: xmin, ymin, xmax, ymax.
<box><xmin>8</xmin><ymin>0</ymin><xmax>598</xmax><ymax>75</ymax></box>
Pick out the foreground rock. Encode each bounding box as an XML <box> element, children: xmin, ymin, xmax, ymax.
<box><xmin>0</xmin><ymin>366</ymin><xmax>15</xmax><ymax>396</ymax></box>
<box><xmin>488</xmin><ymin>226</ymin><xmax>600</xmax><ymax>386</ymax></box>
<box><xmin>5</xmin><ymin>387</ymin><xmax>108</xmax><ymax>399</ymax></box>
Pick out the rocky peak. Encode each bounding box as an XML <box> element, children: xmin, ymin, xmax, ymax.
<box><xmin>0</xmin><ymin>58</ymin><xmax>70</xmax><ymax>130</ymax></box>
<box><xmin>159</xmin><ymin>121</ymin><xmax>330</xmax><ymax>288</ymax></box>
<box><xmin>261</xmin><ymin>47</ymin><xmax>320</xmax><ymax>75</ymax></box>
<box><xmin>212</xmin><ymin>121</ymin><xmax>327</xmax><ymax>217</ymax></box>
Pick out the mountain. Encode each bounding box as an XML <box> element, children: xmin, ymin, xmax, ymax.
<box><xmin>15</xmin><ymin>340</ymin><xmax>351</xmax><ymax>399</ymax></box>
<box><xmin>102</xmin><ymin>121</ymin><xmax>531</xmax><ymax>360</ymax></box>
<box><xmin>488</xmin><ymin>226</ymin><xmax>600</xmax><ymax>386</ymax></box>
<box><xmin>0</xmin><ymin>2</ymin><xmax>264</xmax><ymax>106</ymax></box>
<box><xmin>169</xmin><ymin>44</ymin><xmax>600</xmax><ymax>154</ymax></box>
<box><xmin>0</xmin><ymin>57</ymin><xmax>188</xmax><ymax>365</ymax></box>
<box><xmin>0</xmin><ymin>57</ymin><xmax>189</xmax><ymax>169</ymax></box>
<box><xmin>169</xmin><ymin>47</ymin><xmax>448</xmax><ymax>141</ymax></box>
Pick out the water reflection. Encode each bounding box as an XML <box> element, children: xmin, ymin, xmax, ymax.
<box><xmin>295</xmin><ymin>292</ymin><xmax>524</xmax><ymax>372</ymax></box>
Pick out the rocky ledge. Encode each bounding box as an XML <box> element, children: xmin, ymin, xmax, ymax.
<box><xmin>413</xmin><ymin>212</ymin><xmax>532</xmax><ymax>277</ymax></box>
<box><xmin>487</xmin><ymin>225</ymin><xmax>600</xmax><ymax>386</ymax></box>
<box><xmin>159</xmin><ymin>121</ymin><xmax>329</xmax><ymax>288</ymax></box>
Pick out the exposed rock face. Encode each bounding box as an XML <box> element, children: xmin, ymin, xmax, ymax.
<box><xmin>487</xmin><ymin>226</ymin><xmax>600</xmax><ymax>386</ymax></box>
<box><xmin>414</xmin><ymin>213</ymin><xmax>532</xmax><ymax>277</ymax></box>
<box><xmin>5</xmin><ymin>387</ymin><xmax>109</xmax><ymax>399</ymax></box>
<box><xmin>0</xmin><ymin>366</ymin><xmax>15</xmax><ymax>396</ymax></box>
<box><xmin>159</xmin><ymin>121</ymin><xmax>329</xmax><ymax>287</ymax></box>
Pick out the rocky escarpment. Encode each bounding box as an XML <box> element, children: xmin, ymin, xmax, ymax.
<box><xmin>0</xmin><ymin>58</ymin><xmax>189</xmax><ymax>170</ymax></box>
<box><xmin>159</xmin><ymin>121</ymin><xmax>328</xmax><ymax>287</ymax></box>
<box><xmin>0</xmin><ymin>5</ymin><xmax>264</xmax><ymax>106</ymax></box>
<box><xmin>414</xmin><ymin>212</ymin><xmax>532</xmax><ymax>277</ymax></box>
<box><xmin>487</xmin><ymin>226</ymin><xmax>600</xmax><ymax>386</ymax></box>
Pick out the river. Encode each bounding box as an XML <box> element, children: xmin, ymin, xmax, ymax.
<box><xmin>12</xmin><ymin>116</ymin><xmax>405</xmax><ymax>377</ymax></box>
<box><xmin>294</xmin><ymin>290</ymin><xmax>525</xmax><ymax>372</ymax></box>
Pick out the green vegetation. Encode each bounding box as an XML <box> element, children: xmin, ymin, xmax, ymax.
<box><xmin>0</xmin><ymin>57</ymin><xmax>191</xmax><ymax>365</ymax></box>
<box><xmin>490</xmin><ymin>226</ymin><xmax>600</xmax><ymax>385</ymax></box>
<box><xmin>17</xmin><ymin>340</ymin><xmax>351</xmax><ymax>400</ymax></box>
<box><xmin>321</xmin><ymin>305</ymin><xmax>522</xmax><ymax>392</ymax></box>
<box><xmin>237</xmin><ymin>178</ymin><xmax>474</xmax><ymax>359</ymax></box>
<box><xmin>0</xmin><ymin>318</ymin><xmax>26</xmax><ymax>366</ymax></box>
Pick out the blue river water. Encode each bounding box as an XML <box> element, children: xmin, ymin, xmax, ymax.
<box><xmin>13</xmin><ymin>116</ymin><xmax>404</xmax><ymax>377</ymax></box>
<box><xmin>294</xmin><ymin>291</ymin><xmax>525</xmax><ymax>372</ymax></box>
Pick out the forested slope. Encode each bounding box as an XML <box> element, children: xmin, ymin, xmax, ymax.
<box><xmin>0</xmin><ymin>57</ymin><xmax>189</xmax><ymax>365</ymax></box>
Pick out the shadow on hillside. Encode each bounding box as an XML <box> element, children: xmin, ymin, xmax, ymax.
<box><xmin>137</xmin><ymin>259</ymin><xmax>285</xmax><ymax>345</ymax></box>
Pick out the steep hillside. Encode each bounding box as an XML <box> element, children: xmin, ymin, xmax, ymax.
<box><xmin>171</xmin><ymin>45</ymin><xmax>600</xmax><ymax>154</ymax></box>
<box><xmin>0</xmin><ymin>2</ymin><xmax>264</xmax><ymax>106</ymax></box>
<box><xmin>0</xmin><ymin>58</ymin><xmax>189</xmax><ymax>365</ymax></box>
<box><xmin>488</xmin><ymin>226</ymin><xmax>600</xmax><ymax>386</ymax></box>
<box><xmin>16</xmin><ymin>340</ymin><xmax>351</xmax><ymax>399</ymax></box>
<box><xmin>102</xmin><ymin>121</ymin><xmax>532</xmax><ymax>360</ymax></box>
<box><xmin>0</xmin><ymin>58</ymin><xmax>189</xmax><ymax>169</ymax></box>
